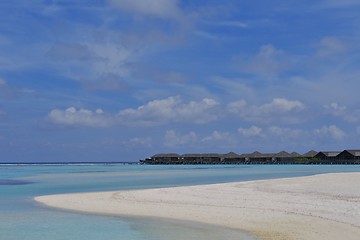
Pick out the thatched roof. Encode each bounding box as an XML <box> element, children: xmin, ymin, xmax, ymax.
<box><xmin>223</xmin><ymin>152</ymin><xmax>241</xmax><ymax>158</ymax></box>
<box><xmin>317</xmin><ymin>151</ymin><xmax>341</xmax><ymax>157</ymax></box>
<box><xmin>152</xmin><ymin>153</ymin><xmax>180</xmax><ymax>158</ymax></box>
<box><xmin>244</xmin><ymin>151</ymin><xmax>274</xmax><ymax>158</ymax></box>
<box><xmin>302</xmin><ymin>150</ymin><xmax>318</xmax><ymax>158</ymax></box>
<box><xmin>182</xmin><ymin>153</ymin><xmax>221</xmax><ymax>158</ymax></box>
<box><xmin>290</xmin><ymin>152</ymin><xmax>301</xmax><ymax>157</ymax></box>
<box><xmin>274</xmin><ymin>151</ymin><xmax>291</xmax><ymax>158</ymax></box>
<box><xmin>344</xmin><ymin>150</ymin><xmax>360</xmax><ymax>156</ymax></box>
<box><xmin>248</xmin><ymin>151</ymin><xmax>263</xmax><ymax>158</ymax></box>
<box><xmin>148</xmin><ymin>149</ymin><xmax>356</xmax><ymax>162</ymax></box>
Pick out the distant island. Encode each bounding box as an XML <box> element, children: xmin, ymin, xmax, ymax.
<box><xmin>140</xmin><ymin>149</ymin><xmax>360</xmax><ymax>165</ymax></box>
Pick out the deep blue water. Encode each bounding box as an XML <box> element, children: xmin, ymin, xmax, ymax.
<box><xmin>1</xmin><ymin>164</ymin><xmax>360</xmax><ymax>240</ymax></box>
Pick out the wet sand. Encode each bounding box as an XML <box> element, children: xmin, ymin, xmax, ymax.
<box><xmin>35</xmin><ymin>173</ymin><xmax>360</xmax><ymax>240</ymax></box>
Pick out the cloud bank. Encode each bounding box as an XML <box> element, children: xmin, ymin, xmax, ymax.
<box><xmin>117</xmin><ymin>96</ymin><xmax>219</xmax><ymax>126</ymax></box>
<box><xmin>47</xmin><ymin>107</ymin><xmax>113</xmax><ymax>128</ymax></box>
<box><xmin>228</xmin><ymin>98</ymin><xmax>305</xmax><ymax>124</ymax></box>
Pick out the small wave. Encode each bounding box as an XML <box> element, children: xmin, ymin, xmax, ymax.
<box><xmin>0</xmin><ymin>179</ymin><xmax>34</xmax><ymax>185</ymax></box>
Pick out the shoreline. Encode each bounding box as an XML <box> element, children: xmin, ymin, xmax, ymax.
<box><xmin>35</xmin><ymin>173</ymin><xmax>360</xmax><ymax>240</ymax></box>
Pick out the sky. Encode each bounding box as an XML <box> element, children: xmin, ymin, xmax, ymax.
<box><xmin>1</xmin><ymin>0</ymin><xmax>360</xmax><ymax>162</ymax></box>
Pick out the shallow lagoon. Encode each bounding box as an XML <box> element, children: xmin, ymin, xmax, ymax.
<box><xmin>1</xmin><ymin>164</ymin><xmax>360</xmax><ymax>240</ymax></box>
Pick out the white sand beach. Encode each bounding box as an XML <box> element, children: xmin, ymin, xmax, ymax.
<box><xmin>35</xmin><ymin>173</ymin><xmax>360</xmax><ymax>240</ymax></box>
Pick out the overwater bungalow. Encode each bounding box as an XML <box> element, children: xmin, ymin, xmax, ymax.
<box><xmin>140</xmin><ymin>149</ymin><xmax>360</xmax><ymax>165</ymax></box>
<box><xmin>336</xmin><ymin>150</ymin><xmax>360</xmax><ymax>164</ymax></box>
<box><xmin>302</xmin><ymin>150</ymin><xmax>318</xmax><ymax>158</ymax></box>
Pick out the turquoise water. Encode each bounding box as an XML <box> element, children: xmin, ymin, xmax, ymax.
<box><xmin>1</xmin><ymin>164</ymin><xmax>360</xmax><ymax>240</ymax></box>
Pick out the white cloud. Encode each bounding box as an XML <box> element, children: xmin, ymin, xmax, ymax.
<box><xmin>46</xmin><ymin>97</ymin><xmax>219</xmax><ymax>128</ymax></box>
<box><xmin>344</xmin><ymin>110</ymin><xmax>360</xmax><ymax>123</ymax></box>
<box><xmin>90</xmin><ymin>43</ymin><xmax>132</xmax><ymax>78</ymax></box>
<box><xmin>228</xmin><ymin>98</ymin><xmax>305</xmax><ymax>124</ymax></box>
<box><xmin>48</xmin><ymin>42</ymin><xmax>133</xmax><ymax>87</ymax></box>
<box><xmin>314</xmin><ymin>125</ymin><xmax>346</xmax><ymax>140</ymax></box>
<box><xmin>0</xmin><ymin>77</ymin><xmax>15</xmax><ymax>97</ymax></box>
<box><xmin>261</xmin><ymin>98</ymin><xmax>305</xmax><ymax>112</ymax></box>
<box><xmin>235</xmin><ymin>125</ymin><xmax>313</xmax><ymax>151</ymax></box>
<box><xmin>213</xmin><ymin>21</ymin><xmax>248</xmax><ymax>28</ymax></box>
<box><xmin>0</xmin><ymin>77</ymin><xmax>35</xmax><ymax>98</ymax></box>
<box><xmin>108</xmin><ymin>0</ymin><xmax>183</xmax><ymax>20</ymax></box>
<box><xmin>324</xmin><ymin>103</ymin><xmax>360</xmax><ymax>123</ymax></box>
<box><xmin>129</xmin><ymin>137</ymin><xmax>153</xmax><ymax>147</ymax></box>
<box><xmin>118</xmin><ymin>96</ymin><xmax>219</xmax><ymax>126</ymax></box>
<box><xmin>194</xmin><ymin>31</ymin><xmax>221</xmax><ymax>40</ymax></box>
<box><xmin>324</xmin><ymin>102</ymin><xmax>347</xmax><ymax>116</ymax></box>
<box><xmin>238</xmin><ymin>125</ymin><xmax>263</xmax><ymax>137</ymax></box>
<box><xmin>227</xmin><ymin>100</ymin><xmax>247</xmax><ymax>114</ymax></box>
<box><xmin>202</xmin><ymin>130</ymin><xmax>230</xmax><ymax>142</ymax></box>
<box><xmin>316</xmin><ymin>37</ymin><xmax>346</xmax><ymax>57</ymax></box>
<box><xmin>212</xmin><ymin>76</ymin><xmax>254</xmax><ymax>99</ymax></box>
<box><xmin>47</xmin><ymin>107</ymin><xmax>113</xmax><ymax>128</ymax></box>
<box><xmin>234</xmin><ymin>44</ymin><xmax>290</xmax><ymax>75</ymax></box>
<box><xmin>268</xmin><ymin>126</ymin><xmax>304</xmax><ymax>139</ymax></box>
<box><xmin>259</xmin><ymin>126</ymin><xmax>312</xmax><ymax>150</ymax></box>
<box><xmin>164</xmin><ymin>130</ymin><xmax>197</xmax><ymax>147</ymax></box>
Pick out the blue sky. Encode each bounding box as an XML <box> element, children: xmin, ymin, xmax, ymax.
<box><xmin>1</xmin><ymin>0</ymin><xmax>360</xmax><ymax>162</ymax></box>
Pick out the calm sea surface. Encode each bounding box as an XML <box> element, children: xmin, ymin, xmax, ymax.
<box><xmin>1</xmin><ymin>164</ymin><xmax>360</xmax><ymax>240</ymax></box>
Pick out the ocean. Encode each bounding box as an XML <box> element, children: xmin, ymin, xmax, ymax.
<box><xmin>1</xmin><ymin>164</ymin><xmax>360</xmax><ymax>240</ymax></box>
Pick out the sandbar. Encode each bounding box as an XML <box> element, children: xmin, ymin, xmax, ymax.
<box><xmin>35</xmin><ymin>173</ymin><xmax>360</xmax><ymax>240</ymax></box>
